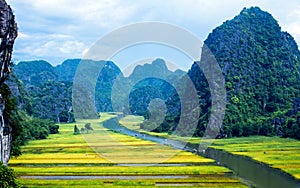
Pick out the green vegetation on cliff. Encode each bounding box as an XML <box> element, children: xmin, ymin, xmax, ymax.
<box><xmin>14</xmin><ymin>59</ymin><xmax>123</xmax><ymax>122</ymax></box>
<box><xmin>201</xmin><ymin>7</ymin><xmax>300</xmax><ymax>138</ymax></box>
<box><xmin>138</xmin><ymin>7</ymin><xmax>300</xmax><ymax>139</ymax></box>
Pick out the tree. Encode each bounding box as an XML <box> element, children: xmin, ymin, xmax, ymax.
<box><xmin>84</xmin><ymin>123</ymin><xmax>93</xmax><ymax>133</ymax></box>
<box><xmin>74</xmin><ymin>125</ymin><xmax>80</xmax><ymax>135</ymax></box>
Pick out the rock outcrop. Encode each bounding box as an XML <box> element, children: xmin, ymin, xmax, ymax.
<box><xmin>0</xmin><ymin>0</ymin><xmax>18</xmax><ymax>164</ymax></box>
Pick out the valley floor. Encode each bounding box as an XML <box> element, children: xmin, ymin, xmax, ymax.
<box><xmin>9</xmin><ymin>114</ymin><xmax>247</xmax><ymax>187</ymax></box>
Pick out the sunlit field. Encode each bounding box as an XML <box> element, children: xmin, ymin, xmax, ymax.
<box><xmin>20</xmin><ymin>177</ymin><xmax>246</xmax><ymax>188</ymax></box>
<box><xmin>119</xmin><ymin>115</ymin><xmax>300</xmax><ymax>180</ymax></box>
<box><xmin>118</xmin><ymin>115</ymin><xmax>144</xmax><ymax>130</ymax></box>
<box><xmin>10</xmin><ymin>113</ymin><xmax>247</xmax><ymax>187</ymax></box>
<box><xmin>210</xmin><ymin>136</ymin><xmax>300</xmax><ymax>179</ymax></box>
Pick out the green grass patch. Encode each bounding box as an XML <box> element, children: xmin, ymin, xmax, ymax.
<box><xmin>118</xmin><ymin>115</ymin><xmax>144</xmax><ymax>130</ymax></box>
<box><xmin>14</xmin><ymin>165</ymin><xmax>231</xmax><ymax>176</ymax></box>
<box><xmin>21</xmin><ymin>177</ymin><xmax>248</xmax><ymax>188</ymax></box>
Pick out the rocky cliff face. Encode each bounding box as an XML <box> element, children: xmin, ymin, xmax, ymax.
<box><xmin>189</xmin><ymin>7</ymin><xmax>300</xmax><ymax>137</ymax></box>
<box><xmin>14</xmin><ymin>59</ymin><xmax>122</xmax><ymax>121</ymax></box>
<box><xmin>0</xmin><ymin>0</ymin><xmax>18</xmax><ymax>164</ymax></box>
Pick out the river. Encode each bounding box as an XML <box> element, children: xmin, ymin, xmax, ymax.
<box><xmin>103</xmin><ymin>117</ymin><xmax>300</xmax><ymax>188</ymax></box>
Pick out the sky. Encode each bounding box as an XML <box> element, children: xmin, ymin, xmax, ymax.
<box><xmin>7</xmin><ymin>0</ymin><xmax>300</xmax><ymax>71</ymax></box>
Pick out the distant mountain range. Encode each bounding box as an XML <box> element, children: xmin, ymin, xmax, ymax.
<box><xmin>13</xmin><ymin>58</ymin><xmax>185</xmax><ymax>122</ymax></box>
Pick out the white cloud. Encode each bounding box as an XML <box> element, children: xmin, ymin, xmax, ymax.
<box><xmin>11</xmin><ymin>0</ymin><xmax>138</xmax><ymax>30</ymax></box>
<box><xmin>17</xmin><ymin>32</ymin><xmax>30</xmax><ymax>39</ymax></box>
<box><xmin>59</xmin><ymin>40</ymin><xmax>87</xmax><ymax>55</ymax></box>
<box><xmin>6</xmin><ymin>0</ymin><xmax>300</xmax><ymax>65</ymax></box>
<box><xmin>286</xmin><ymin>23</ymin><xmax>300</xmax><ymax>35</ymax></box>
<box><xmin>13</xmin><ymin>32</ymin><xmax>88</xmax><ymax>64</ymax></box>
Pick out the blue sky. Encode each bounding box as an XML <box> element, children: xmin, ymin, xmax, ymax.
<box><xmin>7</xmin><ymin>0</ymin><xmax>300</xmax><ymax>71</ymax></box>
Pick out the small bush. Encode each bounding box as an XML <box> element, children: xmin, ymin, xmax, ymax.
<box><xmin>0</xmin><ymin>165</ymin><xmax>24</xmax><ymax>188</ymax></box>
<box><xmin>49</xmin><ymin>124</ymin><xmax>59</xmax><ymax>134</ymax></box>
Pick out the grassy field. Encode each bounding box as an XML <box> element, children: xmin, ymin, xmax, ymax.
<box><xmin>20</xmin><ymin>177</ymin><xmax>246</xmax><ymax>188</ymax></box>
<box><xmin>118</xmin><ymin>115</ymin><xmax>144</xmax><ymax>130</ymax></box>
<box><xmin>118</xmin><ymin>115</ymin><xmax>300</xmax><ymax>180</ymax></box>
<box><xmin>9</xmin><ymin>113</ymin><xmax>247</xmax><ymax>187</ymax></box>
<box><xmin>210</xmin><ymin>136</ymin><xmax>300</xmax><ymax>179</ymax></box>
<box><xmin>118</xmin><ymin>115</ymin><xmax>203</xmax><ymax>144</ymax></box>
<box><xmin>14</xmin><ymin>165</ymin><xmax>231</xmax><ymax>176</ymax></box>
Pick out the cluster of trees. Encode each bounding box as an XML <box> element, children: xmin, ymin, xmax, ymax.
<box><xmin>20</xmin><ymin>118</ymin><xmax>59</xmax><ymax>140</ymax></box>
<box><xmin>74</xmin><ymin>123</ymin><xmax>94</xmax><ymax>135</ymax></box>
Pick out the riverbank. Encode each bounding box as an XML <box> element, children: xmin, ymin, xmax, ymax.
<box><xmin>118</xmin><ymin>114</ymin><xmax>300</xmax><ymax>187</ymax></box>
<box><xmin>207</xmin><ymin>136</ymin><xmax>300</xmax><ymax>180</ymax></box>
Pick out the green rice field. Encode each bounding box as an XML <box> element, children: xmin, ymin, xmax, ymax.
<box><xmin>118</xmin><ymin>115</ymin><xmax>300</xmax><ymax>180</ymax></box>
<box><xmin>210</xmin><ymin>136</ymin><xmax>300</xmax><ymax>179</ymax></box>
<box><xmin>9</xmin><ymin>113</ymin><xmax>247</xmax><ymax>187</ymax></box>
